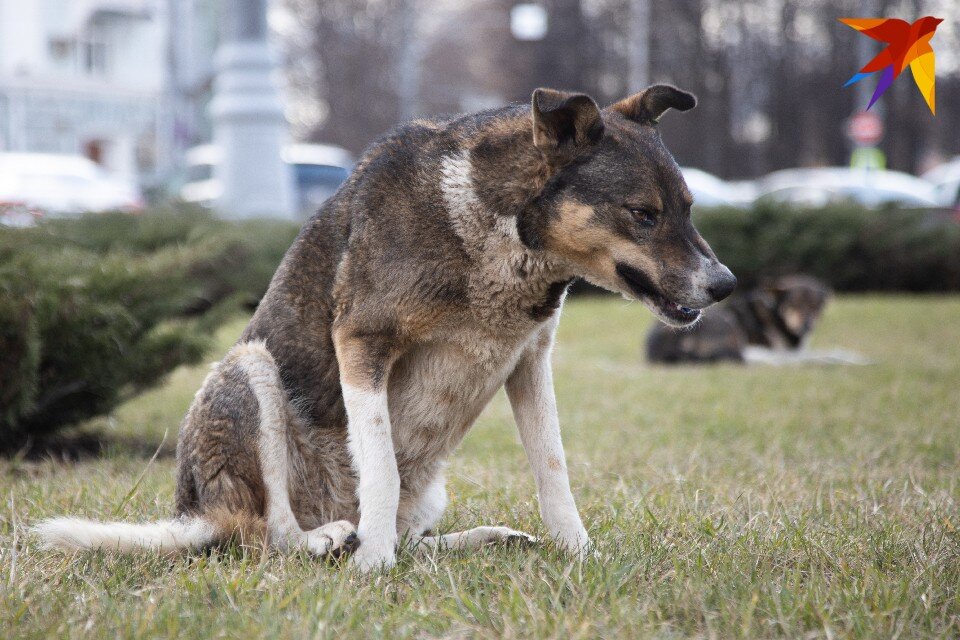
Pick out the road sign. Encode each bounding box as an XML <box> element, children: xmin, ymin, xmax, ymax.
<box><xmin>846</xmin><ymin>111</ymin><xmax>884</xmax><ymax>146</ymax></box>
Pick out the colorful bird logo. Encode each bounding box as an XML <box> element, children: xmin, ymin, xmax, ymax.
<box><xmin>840</xmin><ymin>16</ymin><xmax>942</xmax><ymax>115</ymax></box>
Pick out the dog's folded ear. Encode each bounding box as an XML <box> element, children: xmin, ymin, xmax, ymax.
<box><xmin>531</xmin><ymin>89</ymin><xmax>604</xmax><ymax>159</ymax></box>
<box><xmin>608</xmin><ymin>85</ymin><xmax>697</xmax><ymax>124</ymax></box>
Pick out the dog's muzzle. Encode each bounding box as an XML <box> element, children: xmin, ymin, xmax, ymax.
<box><xmin>615</xmin><ymin>262</ymin><xmax>703</xmax><ymax>325</ymax></box>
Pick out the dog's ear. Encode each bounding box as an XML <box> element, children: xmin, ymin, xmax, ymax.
<box><xmin>608</xmin><ymin>85</ymin><xmax>696</xmax><ymax>124</ymax></box>
<box><xmin>531</xmin><ymin>89</ymin><xmax>603</xmax><ymax>159</ymax></box>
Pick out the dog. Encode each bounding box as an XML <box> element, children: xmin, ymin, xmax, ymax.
<box><xmin>35</xmin><ymin>84</ymin><xmax>736</xmax><ymax>572</ymax></box>
<box><xmin>647</xmin><ymin>275</ymin><xmax>867</xmax><ymax>365</ymax></box>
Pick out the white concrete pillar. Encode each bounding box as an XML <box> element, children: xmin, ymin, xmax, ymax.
<box><xmin>209</xmin><ymin>0</ymin><xmax>295</xmax><ymax>219</ymax></box>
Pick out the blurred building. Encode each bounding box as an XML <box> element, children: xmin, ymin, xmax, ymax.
<box><xmin>163</xmin><ymin>0</ymin><xmax>220</xmax><ymax>174</ymax></box>
<box><xmin>0</xmin><ymin>0</ymin><xmax>219</xmax><ymax>185</ymax></box>
<box><xmin>0</xmin><ymin>0</ymin><xmax>163</xmax><ymax>181</ymax></box>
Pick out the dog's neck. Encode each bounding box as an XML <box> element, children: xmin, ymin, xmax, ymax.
<box><xmin>463</xmin><ymin>112</ymin><xmax>555</xmax><ymax>223</ymax></box>
<box><xmin>445</xmin><ymin>110</ymin><xmax>579</xmax><ymax>277</ymax></box>
<box><xmin>441</xmin><ymin>112</ymin><xmax>572</xmax><ymax>275</ymax></box>
<box><xmin>436</xmin><ymin>114</ymin><xmax>578</xmax><ymax>322</ymax></box>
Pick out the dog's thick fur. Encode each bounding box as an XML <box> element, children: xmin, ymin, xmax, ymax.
<box><xmin>35</xmin><ymin>85</ymin><xmax>736</xmax><ymax>571</ymax></box>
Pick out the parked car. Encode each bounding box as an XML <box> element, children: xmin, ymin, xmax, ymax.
<box><xmin>179</xmin><ymin>143</ymin><xmax>354</xmax><ymax>214</ymax></box>
<box><xmin>755</xmin><ymin>167</ymin><xmax>939</xmax><ymax>209</ymax></box>
<box><xmin>681</xmin><ymin>167</ymin><xmax>756</xmax><ymax>208</ymax></box>
<box><xmin>922</xmin><ymin>156</ymin><xmax>960</xmax><ymax>209</ymax></box>
<box><xmin>0</xmin><ymin>201</ymin><xmax>43</xmax><ymax>228</ymax></box>
<box><xmin>0</xmin><ymin>153</ymin><xmax>142</xmax><ymax>226</ymax></box>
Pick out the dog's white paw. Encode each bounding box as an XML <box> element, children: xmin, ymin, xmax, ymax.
<box><xmin>349</xmin><ymin>540</ymin><xmax>396</xmax><ymax>573</ymax></box>
<box><xmin>304</xmin><ymin>520</ymin><xmax>359</xmax><ymax>559</ymax></box>
<box><xmin>555</xmin><ymin>529</ymin><xmax>593</xmax><ymax>560</ymax></box>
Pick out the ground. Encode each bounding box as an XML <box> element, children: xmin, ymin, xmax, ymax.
<box><xmin>1</xmin><ymin>295</ymin><xmax>959</xmax><ymax>639</ymax></box>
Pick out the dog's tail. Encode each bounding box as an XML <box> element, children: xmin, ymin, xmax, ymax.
<box><xmin>32</xmin><ymin>515</ymin><xmax>233</xmax><ymax>553</ymax></box>
<box><xmin>32</xmin><ymin>517</ymin><xmax>217</xmax><ymax>553</ymax></box>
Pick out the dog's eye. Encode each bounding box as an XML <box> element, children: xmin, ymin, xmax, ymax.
<box><xmin>626</xmin><ymin>206</ymin><xmax>657</xmax><ymax>228</ymax></box>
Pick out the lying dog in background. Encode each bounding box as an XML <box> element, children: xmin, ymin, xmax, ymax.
<box><xmin>35</xmin><ymin>84</ymin><xmax>737</xmax><ymax>572</ymax></box>
<box><xmin>647</xmin><ymin>275</ymin><xmax>870</xmax><ymax>365</ymax></box>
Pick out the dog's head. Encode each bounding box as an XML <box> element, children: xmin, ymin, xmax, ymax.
<box><xmin>764</xmin><ymin>275</ymin><xmax>832</xmax><ymax>339</ymax></box>
<box><xmin>521</xmin><ymin>85</ymin><xmax>736</xmax><ymax>327</ymax></box>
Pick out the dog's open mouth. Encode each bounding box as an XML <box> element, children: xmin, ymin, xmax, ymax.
<box><xmin>615</xmin><ymin>263</ymin><xmax>702</xmax><ymax>325</ymax></box>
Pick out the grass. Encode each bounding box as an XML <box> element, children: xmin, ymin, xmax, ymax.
<box><xmin>2</xmin><ymin>295</ymin><xmax>959</xmax><ymax>638</ymax></box>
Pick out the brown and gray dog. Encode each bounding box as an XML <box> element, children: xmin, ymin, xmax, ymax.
<box><xmin>646</xmin><ymin>275</ymin><xmax>841</xmax><ymax>364</ymax></box>
<box><xmin>35</xmin><ymin>85</ymin><xmax>736</xmax><ymax>571</ymax></box>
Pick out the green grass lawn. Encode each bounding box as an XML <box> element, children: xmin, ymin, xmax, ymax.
<box><xmin>2</xmin><ymin>295</ymin><xmax>959</xmax><ymax>638</ymax></box>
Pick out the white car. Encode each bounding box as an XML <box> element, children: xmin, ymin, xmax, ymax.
<box><xmin>755</xmin><ymin>167</ymin><xmax>939</xmax><ymax>209</ymax></box>
<box><xmin>922</xmin><ymin>157</ymin><xmax>960</xmax><ymax>208</ymax></box>
<box><xmin>681</xmin><ymin>167</ymin><xmax>756</xmax><ymax>208</ymax></box>
<box><xmin>0</xmin><ymin>153</ymin><xmax>142</xmax><ymax>226</ymax></box>
<box><xmin>180</xmin><ymin>143</ymin><xmax>354</xmax><ymax>214</ymax></box>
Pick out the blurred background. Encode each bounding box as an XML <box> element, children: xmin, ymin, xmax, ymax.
<box><xmin>5</xmin><ymin>6</ymin><xmax>960</xmax><ymax>632</ymax></box>
<box><xmin>1</xmin><ymin>0</ymin><xmax>959</xmax><ymax>221</ymax></box>
<box><xmin>2</xmin><ymin>0</ymin><xmax>960</xmax><ymax>450</ymax></box>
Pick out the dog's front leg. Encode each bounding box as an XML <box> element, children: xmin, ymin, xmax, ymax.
<box><xmin>334</xmin><ymin>329</ymin><xmax>400</xmax><ymax>572</ymax></box>
<box><xmin>505</xmin><ymin>330</ymin><xmax>591</xmax><ymax>558</ymax></box>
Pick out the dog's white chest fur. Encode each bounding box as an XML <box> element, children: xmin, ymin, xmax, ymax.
<box><xmin>387</xmin><ymin>330</ymin><xmax>531</xmax><ymax>468</ymax></box>
<box><xmin>371</xmin><ymin>149</ymin><xmax>565</xmax><ymax>470</ymax></box>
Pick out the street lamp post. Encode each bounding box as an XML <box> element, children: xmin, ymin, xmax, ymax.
<box><xmin>210</xmin><ymin>0</ymin><xmax>295</xmax><ymax>219</ymax></box>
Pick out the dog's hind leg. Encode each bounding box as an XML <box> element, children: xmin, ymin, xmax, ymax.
<box><xmin>414</xmin><ymin>527</ymin><xmax>537</xmax><ymax>552</ymax></box>
<box><xmin>36</xmin><ymin>342</ymin><xmax>360</xmax><ymax>558</ymax></box>
<box><xmin>397</xmin><ymin>470</ymin><xmax>448</xmax><ymax>538</ymax></box>
<box><xmin>227</xmin><ymin>342</ymin><xmax>359</xmax><ymax>557</ymax></box>
<box><xmin>400</xmin><ymin>473</ymin><xmax>536</xmax><ymax>554</ymax></box>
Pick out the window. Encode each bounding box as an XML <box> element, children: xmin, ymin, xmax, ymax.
<box><xmin>48</xmin><ymin>38</ymin><xmax>73</xmax><ymax>61</ymax></box>
<box><xmin>80</xmin><ymin>25</ymin><xmax>110</xmax><ymax>76</ymax></box>
<box><xmin>295</xmin><ymin>164</ymin><xmax>349</xmax><ymax>190</ymax></box>
<box><xmin>82</xmin><ymin>40</ymin><xmax>107</xmax><ymax>75</ymax></box>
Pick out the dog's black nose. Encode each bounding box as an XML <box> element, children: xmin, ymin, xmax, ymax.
<box><xmin>708</xmin><ymin>269</ymin><xmax>737</xmax><ymax>302</ymax></box>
